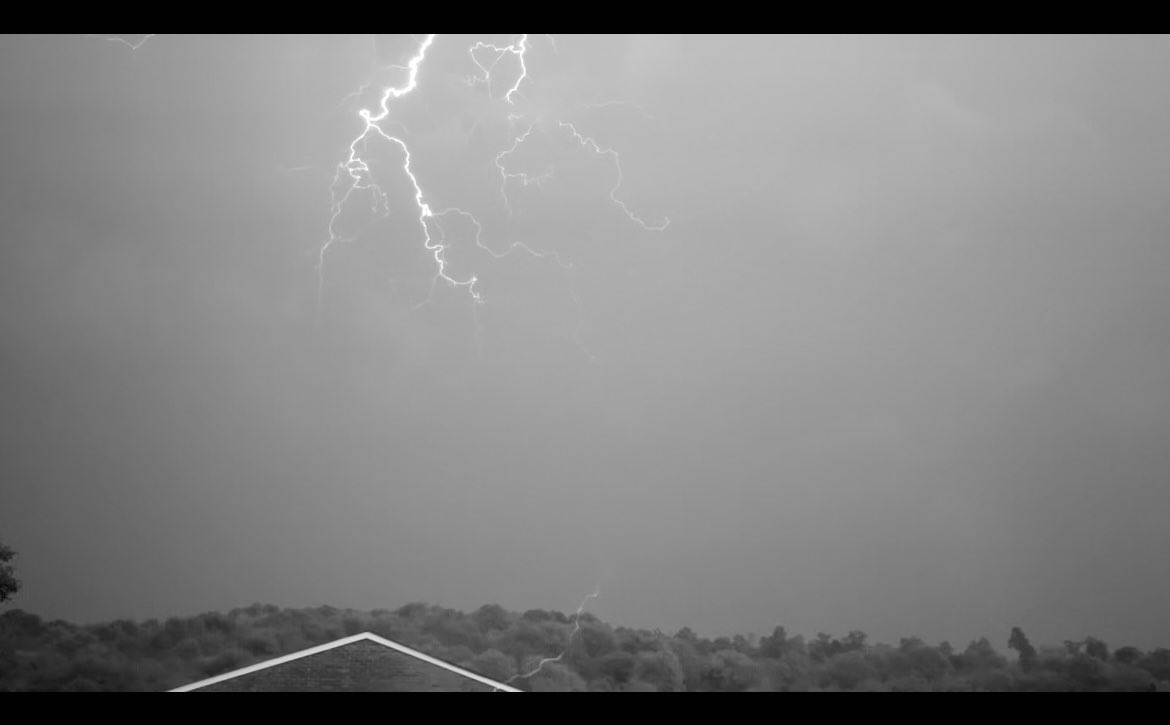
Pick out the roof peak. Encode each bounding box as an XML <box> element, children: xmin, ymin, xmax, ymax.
<box><xmin>170</xmin><ymin>631</ymin><xmax>521</xmax><ymax>692</ymax></box>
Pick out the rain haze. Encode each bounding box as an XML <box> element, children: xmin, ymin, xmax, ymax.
<box><xmin>2</xmin><ymin>34</ymin><xmax>1169</xmax><ymax>653</ymax></box>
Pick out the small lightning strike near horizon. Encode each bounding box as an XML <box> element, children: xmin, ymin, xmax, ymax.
<box><xmin>505</xmin><ymin>585</ymin><xmax>601</xmax><ymax>689</ymax></box>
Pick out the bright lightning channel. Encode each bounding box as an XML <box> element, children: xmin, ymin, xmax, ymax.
<box><xmin>505</xmin><ymin>585</ymin><xmax>601</xmax><ymax>689</ymax></box>
<box><xmin>558</xmin><ymin>120</ymin><xmax>671</xmax><ymax>232</ymax></box>
<box><xmin>469</xmin><ymin>34</ymin><xmax>530</xmax><ymax>105</ymax></box>
<box><xmin>87</xmin><ymin>34</ymin><xmax>156</xmax><ymax>52</ymax></box>
<box><xmin>317</xmin><ymin>34</ymin><xmax>482</xmax><ymax>330</ymax></box>
<box><xmin>317</xmin><ymin>34</ymin><xmax>615</xmax><ymax>363</ymax></box>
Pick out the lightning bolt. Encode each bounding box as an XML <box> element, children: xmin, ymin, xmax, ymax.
<box><xmin>88</xmin><ymin>33</ymin><xmax>666</xmax><ymax>361</ymax></box>
<box><xmin>494</xmin><ymin>119</ymin><xmax>554</xmax><ymax>218</ymax></box>
<box><xmin>558</xmin><ymin>120</ymin><xmax>671</xmax><ymax>232</ymax></box>
<box><xmin>505</xmin><ymin>585</ymin><xmax>601</xmax><ymax>690</ymax></box>
<box><xmin>420</xmin><ymin>205</ymin><xmax>580</xmax><ymax>357</ymax></box>
<box><xmin>87</xmin><ymin>34</ymin><xmax>155</xmax><ymax>52</ymax></box>
<box><xmin>318</xmin><ymin>34</ymin><xmax>635</xmax><ymax>363</ymax></box>
<box><xmin>317</xmin><ymin>34</ymin><xmax>459</xmax><ymax>330</ymax></box>
<box><xmin>469</xmin><ymin>34</ymin><xmax>531</xmax><ymax>105</ymax></box>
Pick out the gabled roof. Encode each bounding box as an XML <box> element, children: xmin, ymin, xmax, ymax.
<box><xmin>169</xmin><ymin>632</ymin><xmax>522</xmax><ymax>692</ymax></box>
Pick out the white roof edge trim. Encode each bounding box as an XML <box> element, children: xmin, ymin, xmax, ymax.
<box><xmin>169</xmin><ymin>632</ymin><xmax>522</xmax><ymax>692</ymax></box>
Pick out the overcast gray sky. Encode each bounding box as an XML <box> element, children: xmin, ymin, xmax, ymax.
<box><xmin>2</xmin><ymin>34</ymin><xmax>1169</xmax><ymax>649</ymax></box>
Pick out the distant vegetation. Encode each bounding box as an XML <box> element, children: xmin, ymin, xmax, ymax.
<box><xmin>0</xmin><ymin>541</ymin><xmax>18</xmax><ymax>605</ymax></box>
<box><xmin>1</xmin><ymin>603</ymin><xmax>1167</xmax><ymax>691</ymax></box>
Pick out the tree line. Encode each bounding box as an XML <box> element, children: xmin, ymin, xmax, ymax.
<box><xmin>1</xmin><ymin>601</ymin><xmax>1167</xmax><ymax>691</ymax></box>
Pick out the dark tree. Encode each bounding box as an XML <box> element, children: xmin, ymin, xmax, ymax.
<box><xmin>1008</xmin><ymin>626</ymin><xmax>1037</xmax><ymax>672</ymax></box>
<box><xmin>472</xmin><ymin>604</ymin><xmax>511</xmax><ymax>632</ymax></box>
<box><xmin>759</xmin><ymin>626</ymin><xmax>790</xmax><ymax>658</ymax></box>
<box><xmin>842</xmin><ymin>630</ymin><xmax>868</xmax><ymax>652</ymax></box>
<box><xmin>0</xmin><ymin>539</ymin><xmax>19</xmax><ymax>604</ymax></box>
<box><xmin>1083</xmin><ymin>637</ymin><xmax>1109</xmax><ymax>661</ymax></box>
<box><xmin>1142</xmin><ymin>648</ymin><xmax>1170</xmax><ymax>681</ymax></box>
